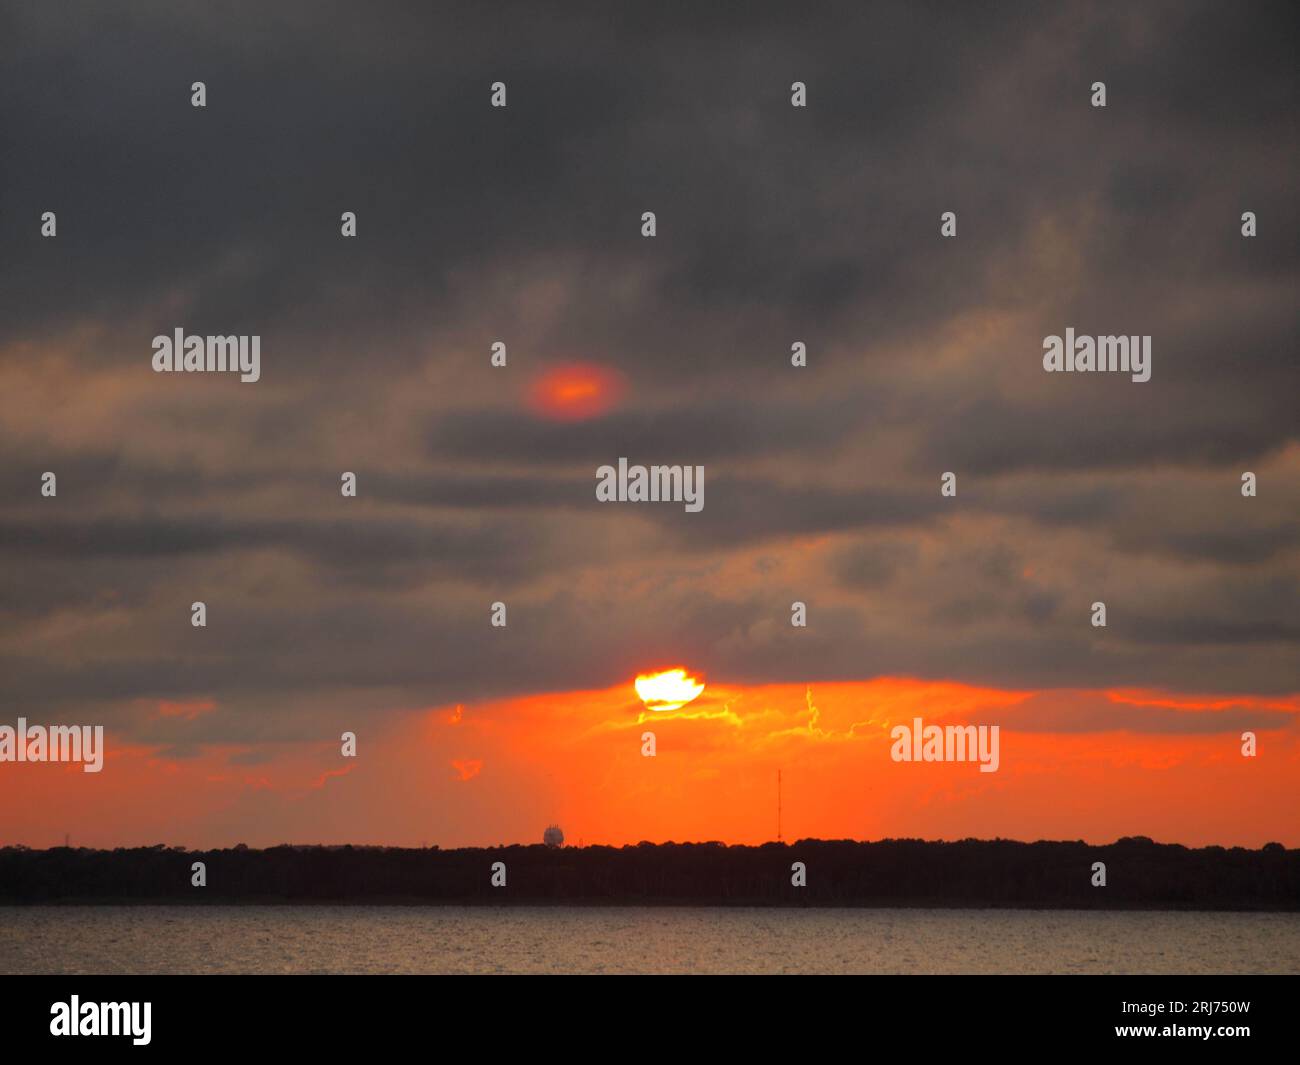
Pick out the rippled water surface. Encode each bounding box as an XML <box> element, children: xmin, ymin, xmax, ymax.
<box><xmin>3</xmin><ymin>906</ymin><xmax>1297</xmax><ymax>974</ymax></box>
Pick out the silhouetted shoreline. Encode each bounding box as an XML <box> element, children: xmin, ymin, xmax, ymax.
<box><xmin>2</xmin><ymin>837</ymin><xmax>1295</xmax><ymax>910</ymax></box>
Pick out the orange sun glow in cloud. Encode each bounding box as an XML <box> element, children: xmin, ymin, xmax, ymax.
<box><xmin>635</xmin><ymin>668</ymin><xmax>706</xmax><ymax>712</ymax></box>
<box><xmin>529</xmin><ymin>362</ymin><xmax>625</xmax><ymax>421</ymax></box>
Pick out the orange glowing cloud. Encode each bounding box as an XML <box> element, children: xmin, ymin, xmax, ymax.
<box><xmin>0</xmin><ymin>678</ymin><xmax>1294</xmax><ymax>851</ymax></box>
<box><xmin>451</xmin><ymin>758</ymin><xmax>483</xmax><ymax>781</ymax></box>
<box><xmin>529</xmin><ymin>362</ymin><xmax>625</xmax><ymax>421</ymax></box>
<box><xmin>412</xmin><ymin>677</ymin><xmax>1299</xmax><ymax>850</ymax></box>
<box><xmin>311</xmin><ymin>765</ymin><xmax>354</xmax><ymax>790</ymax></box>
<box><xmin>154</xmin><ymin>698</ymin><xmax>217</xmax><ymax>721</ymax></box>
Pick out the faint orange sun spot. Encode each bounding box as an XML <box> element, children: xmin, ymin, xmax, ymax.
<box><xmin>529</xmin><ymin>362</ymin><xmax>625</xmax><ymax>421</ymax></box>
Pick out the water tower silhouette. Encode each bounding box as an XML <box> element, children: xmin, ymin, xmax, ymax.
<box><xmin>543</xmin><ymin>824</ymin><xmax>564</xmax><ymax>848</ymax></box>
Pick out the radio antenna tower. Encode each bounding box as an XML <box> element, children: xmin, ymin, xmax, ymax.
<box><xmin>777</xmin><ymin>769</ymin><xmax>783</xmax><ymax>842</ymax></box>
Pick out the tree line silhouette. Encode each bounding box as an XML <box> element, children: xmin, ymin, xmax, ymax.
<box><xmin>1</xmin><ymin>837</ymin><xmax>1295</xmax><ymax>908</ymax></box>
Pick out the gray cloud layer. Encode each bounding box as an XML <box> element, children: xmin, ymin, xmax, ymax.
<box><xmin>1</xmin><ymin>1</ymin><xmax>1297</xmax><ymax>747</ymax></box>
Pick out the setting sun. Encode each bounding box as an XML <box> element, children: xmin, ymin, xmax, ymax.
<box><xmin>634</xmin><ymin>668</ymin><xmax>706</xmax><ymax>712</ymax></box>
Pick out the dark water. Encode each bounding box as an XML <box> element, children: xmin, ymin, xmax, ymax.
<box><xmin>2</xmin><ymin>906</ymin><xmax>1297</xmax><ymax>974</ymax></box>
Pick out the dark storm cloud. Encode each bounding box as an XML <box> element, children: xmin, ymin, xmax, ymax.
<box><xmin>368</xmin><ymin>470</ymin><xmax>582</xmax><ymax>509</ymax></box>
<box><xmin>0</xmin><ymin>2</ymin><xmax>1158</xmax><ymax>364</ymax></box>
<box><xmin>0</xmin><ymin>513</ymin><xmax>582</xmax><ymax>589</ymax></box>
<box><xmin>653</xmin><ymin>477</ymin><xmax>941</xmax><ymax>548</ymax></box>
<box><xmin>1113</xmin><ymin>521</ymin><xmax>1300</xmax><ymax>567</ymax></box>
<box><xmin>425</xmin><ymin>392</ymin><xmax>872</xmax><ymax>466</ymax></box>
<box><xmin>831</xmin><ymin>541</ymin><xmax>921</xmax><ymax>590</ymax></box>
<box><xmin>919</xmin><ymin>385</ymin><xmax>1296</xmax><ymax>476</ymax></box>
<box><xmin>1122</xmin><ymin>573</ymin><xmax>1300</xmax><ymax>648</ymax></box>
<box><xmin>1</xmin><ymin>0</ymin><xmax>1297</xmax><ymax>731</ymax></box>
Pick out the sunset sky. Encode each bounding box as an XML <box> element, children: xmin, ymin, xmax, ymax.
<box><xmin>1</xmin><ymin>2</ymin><xmax>1296</xmax><ymax>849</ymax></box>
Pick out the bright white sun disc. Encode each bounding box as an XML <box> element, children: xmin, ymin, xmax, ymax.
<box><xmin>634</xmin><ymin>668</ymin><xmax>705</xmax><ymax>712</ymax></box>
